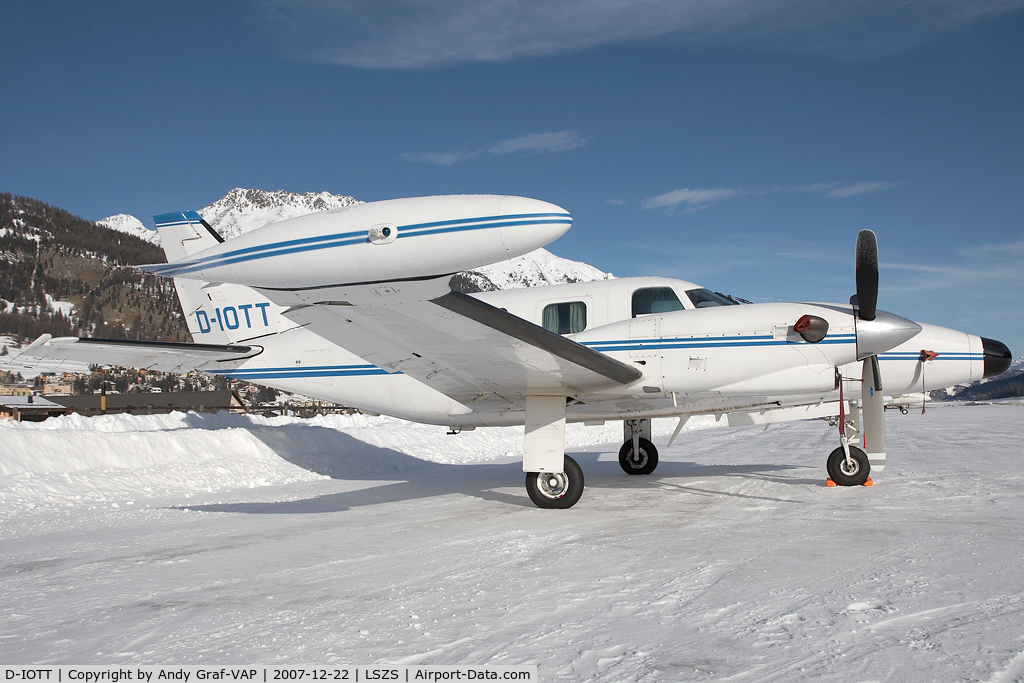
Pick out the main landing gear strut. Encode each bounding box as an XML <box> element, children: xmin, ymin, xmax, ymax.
<box><xmin>525</xmin><ymin>455</ymin><xmax>585</xmax><ymax>509</ymax></box>
<box><xmin>521</xmin><ymin>399</ymin><xmax>663</xmax><ymax>508</ymax></box>
<box><xmin>523</xmin><ymin>395</ymin><xmax>586</xmax><ymax>509</ymax></box>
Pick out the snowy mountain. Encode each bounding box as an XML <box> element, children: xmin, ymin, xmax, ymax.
<box><xmin>97</xmin><ymin>188</ymin><xmax>361</xmax><ymax>246</ymax></box>
<box><xmin>459</xmin><ymin>247</ymin><xmax>611</xmax><ymax>292</ymax></box>
<box><xmin>96</xmin><ymin>213</ymin><xmax>153</xmax><ymax>243</ymax></box>
<box><xmin>199</xmin><ymin>188</ymin><xmax>361</xmax><ymax>240</ymax></box>
<box><xmin>100</xmin><ymin>188</ymin><xmax>610</xmax><ymax>288</ymax></box>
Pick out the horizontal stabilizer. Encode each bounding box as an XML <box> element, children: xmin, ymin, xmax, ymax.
<box><xmin>5</xmin><ymin>336</ymin><xmax>261</xmax><ymax>374</ymax></box>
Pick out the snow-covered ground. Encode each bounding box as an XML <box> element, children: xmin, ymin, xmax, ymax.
<box><xmin>2</xmin><ymin>404</ymin><xmax>1024</xmax><ymax>681</ymax></box>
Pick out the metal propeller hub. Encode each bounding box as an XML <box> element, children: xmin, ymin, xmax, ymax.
<box><xmin>855</xmin><ymin>310</ymin><xmax>922</xmax><ymax>360</ymax></box>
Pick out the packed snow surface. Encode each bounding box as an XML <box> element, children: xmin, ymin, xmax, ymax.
<box><xmin>3</xmin><ymin>404</ymin><xmax>1023</xmax><ymax>682</ymax></box>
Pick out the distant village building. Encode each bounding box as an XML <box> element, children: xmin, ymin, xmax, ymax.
<box><xmin>0</xmin><ymin>395</ymin><xmax>68</xmax><ymax>421</ymax></box>
<box><xmin>50</xmin><ymin>390</ymin><xmax>247</xmax><ymax>416</ymax></box>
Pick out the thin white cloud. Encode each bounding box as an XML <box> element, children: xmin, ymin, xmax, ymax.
<box><xmin>826</xmin><ymin>181</ymin><xmax>906</xmax><ymax>198</ymax></box>
<box><xmin>400</xmin><ymin>149</ymin><xmax>482</xmax><ymax>166</ymax></box>
<box><xmin>643</xmin><ymin>180</ymin><xmax>903</xmax><ymax>210</ymax></box>
<box><xmin>791</xmin><ymin>181</ymin><xmax>907</xmax><ymax>197</ymax></box>
<box><xmin>643</xmin><ymin>187</ymin><xmax>742</xmax><ymax>211</ymax></box>
<box><xmin>261</xmin><ymin>0</ymin><xmax>1024</xmax><ymax>69</ymax></box>
<box><xmin>956</xmin><ymin>238</ymin><xmax>1024</xmax><ymax>261</ymax></box>
<box><xmin>488</xmin><ymin>131</ymin><xmax>589</xmax><ymax>155</ymax></box>
<box><xmin>404</xmin><ymin>130</ymin><xmax>589</xmax><ymax>165</ymax></box>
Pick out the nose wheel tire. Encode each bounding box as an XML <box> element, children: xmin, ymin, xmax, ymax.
<box><xmin>526</xmin><ymin>455</ymin><xmax>584</xmax><ymax>509</ymax></box>
<box><xmin>618</xmin><ymin>437</ymin><xmax>659</xmax><ymax>475</ymax></box>
<box><xmin>826</xmin><ymin>446</ymin><xmax>870</xmax><ymax>486</ymax></box>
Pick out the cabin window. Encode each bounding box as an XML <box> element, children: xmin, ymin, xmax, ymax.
<box><xmin>686</xmin><ymin>288</ymin><xmax>739</xmax><ymax>308</ymax></box>
<box><xmin>631</xmin><ymin>287</ymin><xmax>684</xmax><ymax>317</ymax></box>
<box><xmin>542</xmin><ymin>301</ymin><xmax>587</xmax><ymax>334</ymax></box>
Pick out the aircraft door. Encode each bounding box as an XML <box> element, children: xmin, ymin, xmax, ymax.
<box><xmin>629</xmin><ymin>316</ymin><xmax>663</xmax><ymax>390</ymax></box>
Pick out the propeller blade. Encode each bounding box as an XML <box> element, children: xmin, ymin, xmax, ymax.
<box><xmin>855</xmin><ymin>230</ymin><xmax>878</xmax><ymax>321</ymax></box>
<box><xmin>860</xmin><ymin>357</ymin><xmax>887</xmax><ymax>472</ymax></box>
<box><xmin>869</xmin><ymin>354</ymin><xmax>883</xmax><ymax>392</ymax></box>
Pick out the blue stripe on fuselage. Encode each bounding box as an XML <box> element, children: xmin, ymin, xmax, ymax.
<box><xmin>217</xmin><ymin>364</ymin><xmax>393</xmax><ymax>380</ymax></box>
<box><xmin>582</xmin><ymin>334</ymin><xmax>857</xmax><ymax>352</ymax></box>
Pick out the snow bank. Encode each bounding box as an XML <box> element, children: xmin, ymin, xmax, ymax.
<box><xmin>0</xmin><ymin>413</ymin><xmax>321</xmax><ymax>517</ymax></box>
<box><xmin>0</xmin><ymin>410</ymin><xmax>719</xmax><ymax>517</ymax></box>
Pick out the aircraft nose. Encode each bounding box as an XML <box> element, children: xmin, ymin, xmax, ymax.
<box><xmin>497</xmin><ymin>196</ymin><xmax>572</xmax><ymax>257</ymax></box>
<box><xmin>981</xmin><ymin>337</ymin><xmax>1012</xmax><ymax>378</ymax></box>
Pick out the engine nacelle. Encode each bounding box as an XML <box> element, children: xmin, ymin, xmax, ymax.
<box><xmin>143</xmin><ymin>195</ymin><xmax>571</xmax><ymax>291</ymax></box>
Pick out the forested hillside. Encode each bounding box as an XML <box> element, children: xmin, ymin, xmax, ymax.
<box><xmin>0</xmin><ymin>193</ymin><xmax>189</xmax><ymax>341</ymax></box>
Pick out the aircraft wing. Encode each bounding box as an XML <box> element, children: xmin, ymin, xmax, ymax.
<box><xmin>283</xmin><ymin>291</ymin><xmax>642</xmax><ymax>410</ymax></box>
<box><xmin>3</xmin><ymin>335</ymin><xmax>261</xmax><ymax>374</ymax></box>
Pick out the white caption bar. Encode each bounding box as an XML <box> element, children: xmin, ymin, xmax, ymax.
<box><xmin>2</xmin><ymin>667</ymin><xmax>537</xmax><ymax>683</ymax></box>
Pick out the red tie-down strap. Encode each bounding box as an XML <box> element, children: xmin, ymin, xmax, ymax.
<box><xmin>919</xmin><ymin>350</ymin><xmax>938</xmax><ymax>413</ymax></box>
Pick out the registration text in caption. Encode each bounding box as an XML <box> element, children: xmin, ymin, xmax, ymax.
<box><xmin>2</xmin><ymin>667</ymin><xmax>535</xmax><ymax>683</ymax></box>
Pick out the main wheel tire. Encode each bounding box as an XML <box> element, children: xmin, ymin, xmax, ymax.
<box><xmin>526</xmin><ymin>455</ymin><xmax>584</xmax><ymax>509</ymax></box>
<box><xmin>618</xmin><ymin>437</ymin><xmax>659</xmax><ymax>475</ymax></box>
<box><xmin>826</xmin><ymin>446</ymin><xmax>870</xmax><ymax>486</ymax></box>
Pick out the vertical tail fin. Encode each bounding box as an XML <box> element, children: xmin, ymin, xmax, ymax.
<box><xmin>154</xmin><ymin>211</ymin><xmax>285</xmax><ymax>345</ymax></box>
<box><xmin>154</xmin><ymin>211</ymin><xmax>224</xmax><ymax>261</ymax></box>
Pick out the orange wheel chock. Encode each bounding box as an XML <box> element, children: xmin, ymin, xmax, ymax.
<box><xmin>826</xmin><ymin>477</ymin><xmax>874</xmax><ymax>487</ymax></box>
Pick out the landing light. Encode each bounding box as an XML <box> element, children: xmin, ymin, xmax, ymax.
<box><xmin>368</xmin><ymin>224</ymin><xmax>397</xmax><ymax>244</ymax></box>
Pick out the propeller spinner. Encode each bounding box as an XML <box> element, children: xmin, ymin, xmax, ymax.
<box><xmin>851</xmin><ymin>230</ymin><xmax>920</xmax><ymax>361</ymax></box>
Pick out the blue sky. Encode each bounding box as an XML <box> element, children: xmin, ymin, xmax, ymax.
<box><xmin>2</xmin><ymin>1</ymin><xmax>1022</xmax><ymax>354</ymax></box>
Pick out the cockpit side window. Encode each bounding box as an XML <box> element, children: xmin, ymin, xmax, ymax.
<box><xmin>686</xmin><ymin>288</ymin><xmax>740</xmax><ymax>308</ymax></box>
<box><xmin>542</xmin><ymin>301</ymin><xmax>587</xmax><ymax>334</ymax></box>
<box><xmin>631</xmin><ymin>287</ymin><xmax>684</xmax><ymax>317</ymax></box>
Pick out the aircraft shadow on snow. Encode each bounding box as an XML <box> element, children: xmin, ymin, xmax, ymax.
<box><xmin>175</xmin><ymin>416</ymin><xmax>815</xmax><ymax>515</ymax></box>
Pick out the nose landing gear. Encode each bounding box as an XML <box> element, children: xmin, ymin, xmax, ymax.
<box><xmin>826</xmin><ymin>446</ymin><xmax>870</xmax><ymax>486</ymax></box>
<box><xmin>619</xmin><ymin>418</ymin><xmax>659</xmax><ymax>474</ymax></box>
<box><xmin>618</xmin><ymin>437</ymin><xmax>659</xmax><ymax>475</ymax></box>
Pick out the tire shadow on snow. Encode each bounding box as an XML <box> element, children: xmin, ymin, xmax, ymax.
<box><xmin>178</xmin><ymin>437</ymin><xmax>817</xmax><ymax>514</ymax></box>
<box><xmin>577</xmin><ymin>453</ymin><xmax>819</xmax><ymax>504</ymax></box>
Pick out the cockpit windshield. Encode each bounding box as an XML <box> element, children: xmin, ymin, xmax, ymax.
<box><xmin>686</xmin><ymin>288</ymin><xmax>742</xmax><ymax>308</ymax></box>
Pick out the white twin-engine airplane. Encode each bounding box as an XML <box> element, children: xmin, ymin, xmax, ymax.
<box><xmin>13</xmin><ymin>195</ymin><xmax>1012</xmax><ymax>508</ymax></box>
